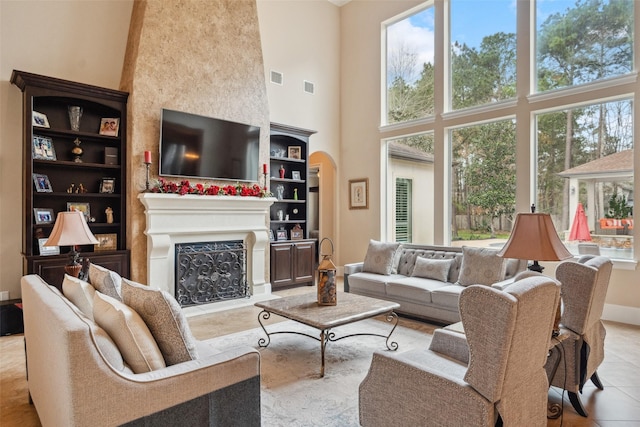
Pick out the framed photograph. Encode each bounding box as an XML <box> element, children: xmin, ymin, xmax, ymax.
<box><xmin>67</xmin><ymin>202</ymin><xmax>90</xmax><ymax>220</ymax></box>
<box><xmin>32</xmin><ymin>135</ymin><xmax>56</xmax><ymax>160</ymax></box>
<box><xmin>99</xmin><ymin>177</ymin><xmax>116</xmax><ymax>194</ymax></box>
<box><xmin>33</xmin><ymin>208</ymin><xmax>54</xmax><ymax>225</ymax></box>
<box><xmin>32</xmin><ymin>111</ymin><xmax>50</xmax><ymax>128</ymax></box>
<box><xmin>288</xmin><ymin>146</ymin><xmax>301</xmax><ymax>160</ymax></box>
<box><xmin>269</xmin><ymin>229</ymin><xmax>275</xmax><ymax>241</ymax></box>
<box><xmin>290</xmin><ymin>224</ymin><xmax>304</xmax><ymax>240</ymax></box>
<box><xmin>349</xmin><ymin>178</ymin><xmax>369</xmax><ymax>210</ymax></box>
<box><xmin>99</xmin><ymin>118</ymin><xmax>120</xmax><ymax>136</ymax></box>
<box><xmin>33</xmin><ymin>173</ymin><xmax>53</xmax><ymax>193</ymax></box>
<box><xmin>38</xmin><ymin>238</ymin><xmax>59</xmax><ymax>256</ymax></box>
<box><xmin>94</xmin><ymin>233</ymin><xmax>117</xmax><ymax>251</ymax></box>
<box><xmin>276</xmin><ymin>229</ymin><xmax>288</xmax><ymax>241</ymax></box>
<box><xmin>291</xmin><ymin>171</ymin><xmax>301</xmax><ymax>180</ymax></box>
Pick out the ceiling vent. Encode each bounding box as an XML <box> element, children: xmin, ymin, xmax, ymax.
<box><xmin>303</xmin><ymin>80</ymin><xmax>315</xmax><ymax>94</ymax></box>
<box><xmin>270</xmin><ymin>70</ymin><xmax>283</xmax><ymax>85</ymax></box>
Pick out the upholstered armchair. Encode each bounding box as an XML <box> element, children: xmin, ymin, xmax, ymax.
<box><xmin>546</xmin><ymin>255</ymin><xmax>613</xmax><ymax>417</ymax></box>
<box><xmin>359</xmin><ymin>275</ymin><xmax>560</xmax><ymax>427</ymax></box>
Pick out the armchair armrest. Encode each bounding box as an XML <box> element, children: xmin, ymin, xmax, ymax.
<box><xmin>428</xmin><ymin>328</ymin><xmax>469</xmax><ymax>364</ymax></box>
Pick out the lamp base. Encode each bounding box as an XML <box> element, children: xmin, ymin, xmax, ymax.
<box><xmin>64</xmin><ymin>263</ymin><xmax>82</xmax><ymax>277</ymax></box>
<box><xmin>528</xmin><ymin>260</ymin><xmax>544</xmax><ymax>273</ymax></box>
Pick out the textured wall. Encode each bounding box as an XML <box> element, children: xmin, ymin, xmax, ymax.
<box><xmin>120</xmin><ymin>0</ymin><xmax>269</xmax><ymax>283</ymax></box>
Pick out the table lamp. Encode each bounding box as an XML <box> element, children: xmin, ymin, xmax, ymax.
<box><xmin>44</xmin><ymin>211</ymin><xmax>99</xmax><ymax>277</ymax></box>
<box><xmin>497</xmin><ymin>205</ymin><xmax>572</xmax><ymax>335</ymax></box>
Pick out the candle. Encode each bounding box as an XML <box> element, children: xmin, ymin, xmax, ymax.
<box><xmin>263</xmin><ymin>163</ymin><xmax>267</xmax><ymax>174</ymax></box>
<box><xmin>144</xmin><ymin>151</ymin><xmax>151</xmax><ymax>163</ymax></box>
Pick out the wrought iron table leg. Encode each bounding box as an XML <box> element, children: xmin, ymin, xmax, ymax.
<box><xmin>257</xmin><ymin>310</ymin><xmax>271</xmax><ymax>348</ymax></box>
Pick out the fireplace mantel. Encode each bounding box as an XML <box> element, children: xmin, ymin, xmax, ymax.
<box><xmin>138</xmin><ymin>193</ymin><xmax>276</xmax><ymax>313</ymax></box>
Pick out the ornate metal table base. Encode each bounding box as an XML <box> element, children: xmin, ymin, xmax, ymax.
<box><xmin>257</xmin><ymin>309</ymin><xmax>399</xmax><ymax>377</ymax></box>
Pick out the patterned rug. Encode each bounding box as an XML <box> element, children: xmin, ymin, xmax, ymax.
<box><xmin>207</xmin><ymin>317</ymin><xmax>436</xmax><ymax>427</ymax></box>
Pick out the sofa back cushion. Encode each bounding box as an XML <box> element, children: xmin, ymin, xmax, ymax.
<box><xmin>362</xmin><ymin>240</ymin><xmax>400</xmax><ymax>275</ymax></box>
<box><xmin>396</xmin><ymin>246</ymin><xmax>463</xmax><ymax>282</ymax></box>
<box><xmin>62</xmin><ymin>274</ymin><xmax>96</xmax><ymax>321</ymax></box>
<box><xmin>121</xmin><ymin>278</ymin><xmax>199</xmax><ymax>365</ymax></box>
<box><xmin>456</xmin><ymin>246</ymin><xmax>506</xmax><ymax>286</ymax></box>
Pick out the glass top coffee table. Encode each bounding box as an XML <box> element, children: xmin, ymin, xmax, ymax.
<box><xmin>255</xmin><ymin>292</ymin><xmax>400</xmax><ymax>377</ymax></box>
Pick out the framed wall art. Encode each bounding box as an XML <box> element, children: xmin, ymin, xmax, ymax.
<box><xmin>33</xmin><ymin>173</ymin><xmax>53</xmax><ymax>193</ymax></box>
<box><xmin>349</xmin><ymin>178</ymin><xmax>369</xmax><ymax>210</ymax></box>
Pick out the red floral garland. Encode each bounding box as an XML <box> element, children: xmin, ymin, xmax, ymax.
<box><xmin>151</xmin><ymin>178</ymin><xmax>271</xmax><ymax>198</ymax></box>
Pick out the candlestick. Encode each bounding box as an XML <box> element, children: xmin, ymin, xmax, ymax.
<box><xmin>263</xmin><ymin>163</ymin><xmax>267</xmax><ymax>174</ymax></box>
<box><xmin>144</xmin><ymin>151</ymin><xmax>151</xmax><ymax>191</ymax></box>
<box><xmin>144</xmin><ymin>150</ymin><xmax>152</xmax><ymax>164</ymax></box>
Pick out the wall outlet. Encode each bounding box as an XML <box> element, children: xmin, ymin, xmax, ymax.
<box><xmin>0</xmin><ymin>291</ymin><xmax>9</xmax><ymax>301</ymax></box>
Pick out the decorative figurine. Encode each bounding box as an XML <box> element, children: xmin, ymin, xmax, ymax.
<box><xmin>279</xmin><ymin>165</ymin><xmax>285</xmax><ymax>179</ymax></box>
<box><xmin>293</xmin><ymin>188</ymin><xmax>298</xmax><ymax>200</ymax></box>
<box><xmin>105</xmin><ymin>207</ymin><xmax>114</xmax><ymax>224</ymax></box>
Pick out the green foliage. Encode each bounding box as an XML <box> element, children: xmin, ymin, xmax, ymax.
<box><xmin>605</xmin><ymin>194</ymin><xmax>632</xmax><ymax>219</ymax></box>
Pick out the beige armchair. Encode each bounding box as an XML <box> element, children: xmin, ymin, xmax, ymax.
<box><xmin>546</xmin><ymin>255</ymin><xmax>613</xmax><ymax>417</ymax></box>
<box><xmin>359</xmin><ymin>275</ymin><xmax>560</xmax><ymax>426</ymax></box>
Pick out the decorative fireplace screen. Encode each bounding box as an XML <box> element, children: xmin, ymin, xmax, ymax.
<box><xmin>175</xmin><ymin>240</ymin><xmax>249</xmax><ymax>307</ymax></box>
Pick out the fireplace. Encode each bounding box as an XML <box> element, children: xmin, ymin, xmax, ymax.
<box><xmin>139</xmin><ymin>193</ymin><xmax>276</xmax><ymax>312</ymax></box>
<box><xmin>175</xmin><ymin>240</ymin><xmax>248</xmax><ymax>307</ymax></box>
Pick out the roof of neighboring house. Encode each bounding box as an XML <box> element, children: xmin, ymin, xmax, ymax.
<box><xmin>388</xmin><ymin>141</ymin><xmax>434</xmax><ymax>163</ymax></box>
<box><xmin>558</xmin><ymin>149</ymin><xmax>634</xmax><ymax>180</ymax></box>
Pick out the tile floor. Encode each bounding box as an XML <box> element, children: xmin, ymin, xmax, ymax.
<box><xmin>1</xmin><ymin>281</ymin><xmax>639</xmax><ymax>426</ymax></box>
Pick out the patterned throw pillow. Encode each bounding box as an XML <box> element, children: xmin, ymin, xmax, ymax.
<box><xmin>411</xmin><ymin>257</ymin><xmax>454</xmax><ymax>282</ymax></box>
<box><xmin>121</xmin><ymin>278</ymin><xmax>199</xmax><ymax>365</ymax></box>
<box><xmin>88</xmin><ymin>263</ymin><xmax>122</xmax><ymax>301</ymax></box>
<box><xmin>456</xmin><ymin>246</ymin><xmax>506</xmax><ymax>286</ymax></box>
<box><xmin>62</xmin><ymin>274</ymin><xmax>96</xmax><ymax>320</ymax></box>
<box><xmin>93</xmin><ymin>292</ymin><xmax>166</xmax><ymax>373</ymax></box>
<box><xmin>362</xmin><ymin>240</ymin><xmax>400</xmax><ymax>275</ymax></box>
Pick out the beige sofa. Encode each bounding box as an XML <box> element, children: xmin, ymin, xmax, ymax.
<box><xmin>344</xmin><ymin>243</ymin><xmax>527</xmax><ymax>324</ymax></box>
<box><xmin>21</xmin><ymin>274</ymin><xmax>261</xmax><ymax>427</ymax></box>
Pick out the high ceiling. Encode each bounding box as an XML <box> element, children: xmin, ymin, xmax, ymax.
<box><xmin>328</xmin><ymin>0</ymin><xmax>351</xmax><ymax>6</ymax></box>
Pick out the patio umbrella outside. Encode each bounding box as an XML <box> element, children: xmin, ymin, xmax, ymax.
<box><xmin>568</xmin><ymin>202</ymin><xmax>592</xmax><ymax>241</ymax></box>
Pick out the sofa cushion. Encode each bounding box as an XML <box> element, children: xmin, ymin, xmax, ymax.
<box><xmin>431</xmin><ymin>284</ymin><xmax>466</xmax><ymax>309</ymax></box>
<box><xmin>348</xmin><ymin>272</ymin><xmax>404</xmax><ymax>295</ymax></box>
<box><xmin>121</xmin><ymin>278</ymin><xmax>198</xmax><ymax>365</ymax></box>
<box><xmin>386</xmin><ymin>277</ymin><xmax>450</xmax><ymax>304</ymax></box>
<box><xmin>93</xmin><ymin>292</ymin><xmax>166</xmax><ymax>373</ymax></box>
<box><xmin>456</xmin><ymin>246</ymin><xmax>506</xmax><ymax>286</ymax></box>
<box><xmin>88</xmin><ymin>263</ymin><xmax>122</xmax><ymax>301</ymax></box>
<box><xmin>411</xmin><ymin>257</ymin><xmax>454</xmax><ymax>282</ymax></box>
<box><xmin>62</xmin><ymin>274</ymin><xmax>96</xmax><ymax>320</ymax></box>
<box><xmin>362</xmin><ymin>240</ymin><xmax>400</xmax><ymax>275</ymax></box>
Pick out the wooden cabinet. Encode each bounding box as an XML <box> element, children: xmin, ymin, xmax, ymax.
<box><xmin>270</xmin><ymin>240</ymin><xmax>316</xmax><ymax>289</ymax></box>
<box><xmin>11</xmin><ymin>70</ymin><xmax>130</xmax><ymax>286</ymax></box>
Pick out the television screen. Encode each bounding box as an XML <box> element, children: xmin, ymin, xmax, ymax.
<box><xmin>159</xmin><ymin>109</ymin><xmax>260</xmax><ymax>182</ymax></box>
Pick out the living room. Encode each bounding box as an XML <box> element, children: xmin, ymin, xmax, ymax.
<box><xmin>1</xmin><ymin>0</ymin><xmax>639</xmax><ymax>425</ymax></box>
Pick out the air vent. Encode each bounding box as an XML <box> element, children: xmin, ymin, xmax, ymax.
<box><xmin>303</xmin><ymin>80</ymin><xmax>315</xmax><ymax>94</ymax></box>
<box><xmin>270</xmin><ymin>70</ymin><xmax>283</xmax><ymax>85</ymax></box>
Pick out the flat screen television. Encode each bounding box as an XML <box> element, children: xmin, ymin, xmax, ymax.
<box><xmin>159</xmin><ymin>108</ymin><xmax>260</xmax><ymax>182</ymax></box>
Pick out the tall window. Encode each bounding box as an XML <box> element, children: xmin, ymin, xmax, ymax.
<box><xmin>384</xmin><ymin>5</ymin><xmax>435</xmax><ymax>124</ymax></box>
<box><xmin>395</xmin><ymin>178</ymin><xmax>413</xmax><ymax>242</ymax></box>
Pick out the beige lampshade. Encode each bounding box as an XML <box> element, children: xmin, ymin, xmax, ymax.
<box><xmin>44</xmin><ymin>211</ymin><xmax>99</xmax><ymax>247</ymax></box>
<box><xmin>497</xmin><ymin>213</ymin><xmax>572</xmax><ymax>261</ymax></box>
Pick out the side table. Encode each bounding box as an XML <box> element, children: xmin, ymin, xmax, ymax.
<box><xmin>547</xmin><ymin>331</ymin><xmax>571</xmax><ymax>419</ymax></box>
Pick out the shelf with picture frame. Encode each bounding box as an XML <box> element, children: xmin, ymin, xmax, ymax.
<box><xmin>12</xmin><ymin>69</ymin><xmax>130</xmax><ymax>288</ymax></box>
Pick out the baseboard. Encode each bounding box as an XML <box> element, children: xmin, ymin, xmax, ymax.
<box><xmin>602</xmin><ymin>303</ymin><xmax>640</xmax><ymax>326</ymax></box>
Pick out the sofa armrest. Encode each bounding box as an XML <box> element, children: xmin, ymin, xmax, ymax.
<box><xmin>343</xmin><ymin>262</ymin><xmax>364</xmax><ymax>292</ymax></box>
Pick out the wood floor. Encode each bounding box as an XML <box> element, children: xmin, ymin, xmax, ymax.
<box><xmin>1</xmin><ymin>281</ymin><xmax>639</xmax><ymax>426</ymax></box>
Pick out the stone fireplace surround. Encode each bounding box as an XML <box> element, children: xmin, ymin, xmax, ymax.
<box><xmin>138</xmin><ymin>193</ymin><xmax>277</xmax><ymax>315</ymax></box>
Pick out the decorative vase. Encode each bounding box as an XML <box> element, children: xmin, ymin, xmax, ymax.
<box><xmin>71</xmin><ymin>138</ymin><xmax>83</xmax><ymax>163</ymax></box>
<box><xmin>279</xmin><ymin>165</ymin><xmax>285</xmax><ymax>179</ymax></box>
<box><xmin>68</xmin><ymin>106</ymin><xmax>83</xmax><ymax>131</ymax></box>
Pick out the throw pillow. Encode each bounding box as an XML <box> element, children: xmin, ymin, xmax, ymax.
<box><xmin>411</xmin><ymin>257</ymin><xmax>454</xmax><ymax>282</ymax></box>
<box><xmin>121</xmin><ymin>278</ymin><xmax>199</xmax><ymax>365</ymax></box>
<box><xmin>88</xmin><ymin>263</ymin><xmax>122</xmax><ymax>301</ymax></box>
<box><xmin>93</xmin><ymin>292</ymin><xmax>166</xmax><ymax>373</ymax></box>
<box><xmin>456</xmin><ymin>246</ymin><xmax>506</xmax><ymax>286</ymax></box>
<box><xmin>362</xmin><ymin>240</ymin><xmax>400</xmax><ymax>275</ymax></box>
<box><xmin>62</xmin><ymin>274</ymin><xmax>96</xmax><ymax>320</ymax></box>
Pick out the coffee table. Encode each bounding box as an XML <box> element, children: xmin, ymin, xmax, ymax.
<box><xmin>255</xmin><ymin>292</ymin><xmax>400</xmax><ymax>377</ymax></box>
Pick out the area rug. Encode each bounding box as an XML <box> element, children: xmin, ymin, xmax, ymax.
<box><xmin>207</xmin><ymin>318</ymin><xmax>435</xmax><ymax>427</ymax></box>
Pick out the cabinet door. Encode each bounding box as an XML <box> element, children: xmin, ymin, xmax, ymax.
<box><xmin>270</xmin><ymin>243</ymin><xmax>294</xmax><ymax>287</ymax></box>
<box><xmin>293</xmin><ymin>241</ymin><xmax>315</xmax><ymax>285</ymax></box>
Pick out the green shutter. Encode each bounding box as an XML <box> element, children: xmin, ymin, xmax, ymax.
<box><xmin>395</xmin><ymin>178</ymin><xmax>412</xmax><ymax>242</ymax></box>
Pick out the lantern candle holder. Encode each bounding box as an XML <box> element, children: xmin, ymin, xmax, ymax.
<box><xmin>317</xmin><ymin>237</ymin><xmax>337</xmax><ymax>306</ymax></box>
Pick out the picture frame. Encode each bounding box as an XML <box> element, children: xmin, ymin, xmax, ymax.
<box><xmin>33</xmin><ymin>208</ymin><xmax>55</xmax><ymax>225</ymax></box>
<box><xmin>38</xmin><ymin>238</ymin><xmax>60</xmax><ymax>256</ymax></box>
<box><xmin>288</xmin><ymin>146</ymin><xmax>301</xmax><ymax>160</ymax></box>
<box><xmin>99</xmin><ymin>118</ymin><xmax>120</xmax><ymax>136</ymax></box>
<box><xmin>99</xmin><ymin>177</ymin><xmax>116</xmax><ymax>194</ymax></box>
<box><xmin>32</xmin><ymin>111</ymin><xmax>50</xmax><ymax>128</ymax></box>
<box><xmin>269</xmin><ymin>229</ymin><xmax>275</xmax><ymax>241</ymax></box>
<box><xmin>67</xmin><ymin>202</ymin><xmax>90</xmax><ymax>220</ymax></box>
<box><xmin>276</xmin><ymin>229</ymin><xmax>288</xmax><ymax>241</ymax></box>
<box><xmin>290</xmin><ymin>224</ymin><xmax>304</xmax><ymax>240</ymax></box>
<box><xmin>94</xmin><ymin>233</ymin><xmax>117</xmax><ymax>251</ymax></box>
<box><xmin>291</xmin><ymin>171</ymin><xmax>301</xmax><ymax>180</ymax></box>
<box><xmin>33</xmin><ymin>173</ymin><xmax>53</xmax><ymax>193</ymax></box>
<box><xmin>349</xmin><ymin>178</ymin><xmax>369</xmax><ymax>210</ymax></box>
<box><xmin>32</xmin><ymin>135</ymin><xmax>56</xmax><ymax>160</ymax></box>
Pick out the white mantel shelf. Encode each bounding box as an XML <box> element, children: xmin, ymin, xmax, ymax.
<box><xmin>138</xmin><ymin>193</ymin><xmax>277</xmax><ymax>312</ymax></box>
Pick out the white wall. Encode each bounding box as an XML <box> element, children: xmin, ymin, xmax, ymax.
<box><xmin>0</xmin><ymin>0</ymin><xmax>133</xmax><ymax>300</ymax></box>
